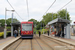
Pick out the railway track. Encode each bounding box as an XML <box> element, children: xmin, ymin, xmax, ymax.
<box><xmin>34</xmin><ymin>35</ymin><xmax>53</xmax><ymax>50</ymax></box>
<box><xmin>5</xmin><ymin>35</ymin><xmax>75</xmax><ymax>50</ymax></box>
<box><xmin>39</xmin><ymin>35</ymin><xmax>69</xmax><ymax>50</ymax></box>
<box><xmin>36</xmin><ymin>35</ymin><xmax>75</xmax><ymax>50</ymax></box>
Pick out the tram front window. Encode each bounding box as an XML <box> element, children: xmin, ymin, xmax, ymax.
<box><xmin>22</xmin><ymin>24</ymin><xmax>32</xmax><ymax>31</ymax></box>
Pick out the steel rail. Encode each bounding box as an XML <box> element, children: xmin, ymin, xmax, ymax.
<box><xmin>35</xmin><ymin>35</ymin><xmax>54</xmax><ymax>50</ymax></box>
<box><xmin>34</xmin><ymin>36</ymin><xmax>43</xmax><ymax>50</ymax></box>
<box><xmin>31</xmin><ymin>39</ymin><xmax>33</xmax><ymax>50</ymax></box>
<box><xmin>42</xmin><ymin>35</ymin><xmax>71</xmax><ymax>50</ymax></box>
<box><xmin>14</xmin><ymin>39</ymin><xmax>23</xmax><ymax>50</ymax></box>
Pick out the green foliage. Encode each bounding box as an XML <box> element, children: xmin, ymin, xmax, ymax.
<box><xmin>36</xmin><ymin>24</ymin><xmax>40</xmax><ymax>30</ymax></box>
<box><xmin>41</xmin><ymin>29</ymin><xmax>48</xmax><ymax>34</ymax></box>
<box><xmin>0</xmin><ymin>32</ymin><xmax>4</xmax><ymax>37</ymax></box>
<box><xmin>28</xmin><ymin>19</ymin><xmax>41</xmax><ymax>30</ymax></box>
<box><xmin>0</xmin><ymin>18</ymin><xmax>19</xmax><ymax>27</ymax></box>
<box><xmin>42</xmin><ymin>13</ymin><xmax>57</xmax><ymax>25</ymax></box>
<box><xmin>42</xmin><ymin>9</ymin><xmax>70</xmax><ymax>25</ymax></box>
<box><xmin>0</xmin><ymin>31</ymin><xmax>11</xmax><ymax>37</ymax></box>
<box><xmin>6</xmin><ymin>27</ymin><xmax>11</xmax><ymax>29</ymax></box>
<box><xmin>28</xmin><ymin>19</ymin><xmax>38</xmax><ymax>25</ymax></box>
<box><xmin>0</xmin><ymin>19</ymin><xmax>5</xmax><ymax>27</ymax></box>
<box><xmin>57</xmin><ymin>9</ymin><xmax>70</xmax><ymax>20</ymax></box>
<box><xmin>6</xmin><ymin>31</ymin><xmax>11</xmax><ymax>36</ymax></box>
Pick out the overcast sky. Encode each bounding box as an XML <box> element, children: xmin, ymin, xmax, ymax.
<box><xmin>0</xmin><ymin>0</ymin><xmax>75</xmax><ymax>25</ymax></box>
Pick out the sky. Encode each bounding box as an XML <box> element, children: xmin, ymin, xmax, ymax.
<box><xmin>0</xmin><ymin>0</ymin><xmax>75</xmax><ymax>25</ymax></box>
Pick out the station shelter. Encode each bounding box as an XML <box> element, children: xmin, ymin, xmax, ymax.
<box><xmin>48</xmin><ymin>18</ymin><xmax>70</xmax><ymax>39</ymax></box>
<box><xmin>11</xmin><ymin>22</ymin><xmax>21</xmax><ymax>37</ymax></box>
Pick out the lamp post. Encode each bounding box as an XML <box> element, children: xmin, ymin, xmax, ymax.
<box><xmin>4</xmin><ymin>8</ymin><xmax>15</xmax><ymax>38</ymax></box>
<box><xmin>11</xmin><ymin>10</ymin><xmax>15</xmax><ymax>37</ymax></box>
<box><xmin>4</xmin><ymin>8</ymin><xmax>7</xmax><ymax>39</ymax></box>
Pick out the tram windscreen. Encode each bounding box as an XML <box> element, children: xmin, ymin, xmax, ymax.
<box><xmin>22</xmin><ymin>24</ymin><xmax>32</xmax><ymax>31</ymax></box>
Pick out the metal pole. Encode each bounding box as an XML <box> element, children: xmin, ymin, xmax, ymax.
<box><xmin>41</xmin><ymin>22</ymin><xmax>42</xmax><ymax>30</ymax></box>
<box><xmin>43</xmin><ymin>23</ymin><xmax>44</xmax><ymax>34</ymax></box>
<box><xmin>12</xmin><ymin>13</ymin><xmax>13</xmax><ymax>23</ymax></box>
<box><xmin>66</xmin><ymin>8</ymin><xmax>67</xmax><ymax>20</ymax></box>
<box><xmin>11</xmin><ymin>12</ymin><xmax>13</xmax><ymax>36</ymax></box>
<box><xmin>52</xmin><ymin>13</ymin><xmax>53</xmax><ymax>20</ymax></box>
<box><xmin>4</xmin><ymin>8</ymin><xmax>7</xmax><ymax>38</ymax></box>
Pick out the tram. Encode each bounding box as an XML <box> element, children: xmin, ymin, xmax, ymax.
<box><xmin>21</xmin><ymin>21</ymin><xmax>33</xmax><ymax>38</ymax></box>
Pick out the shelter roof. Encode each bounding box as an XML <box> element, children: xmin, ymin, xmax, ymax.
<box><xmin>48</xmin><ymin>18</ymin><xmax>70</xmax><ymax>25</ymax></box>
<box><xmin>10</xmin><ymin>22</ymin><xmax>21</xmax><ymax>26</ymax></box>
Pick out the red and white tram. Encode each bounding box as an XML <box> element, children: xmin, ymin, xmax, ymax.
<box><xmin>21</xmin><ymin>21</ymin><xmax>33</xmax><ymax>38</ymax></box>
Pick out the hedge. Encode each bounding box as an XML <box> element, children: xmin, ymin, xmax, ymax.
<box><xmin>41</xmin><ymin>29</ymin><xmax>48</xmax><ymax>34</ymax></box>
<box><xmin>0</xmin><ymin>32</ymin><xmax>4</xmax><ymax>37</ymax></box>
<box><xmin>0</xmin><ymin>31</ymin><xmax>11</xmax><ymax>37</ymax></box>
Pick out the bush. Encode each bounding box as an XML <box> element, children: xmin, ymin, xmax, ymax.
<box><xmin>0</xmin><ymin>32</ymin><xmax>4</xmax><ymax>37</ymax></box>
<box><xmin>0</xmin><ymin>31</ymin><xmax>11</xmax><ymax>37</ymax></box>
<box><xmin>41</xmin><ymin>29</ymin><xmax>48</xmax><ymax>34</ymax></box>
<box><xmin>7</xmin><ymin>31</ymin><xmax>11</xmax><ymax>36</ymax></box>
<box><xmin>34</xmin><ymin>29</ymin><xmax>48</xmax><ymax>34</ymax></box>
<box><xmin>6</xmin><ymin>27</ymin><xmax>11</xmax><ymax>29</ymax></box>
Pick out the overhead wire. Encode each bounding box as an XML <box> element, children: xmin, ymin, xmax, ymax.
<box><xmin>7</xmin><ymin>0</ymin><xmax>24</xmax><ymax>20</ymax></box>
<box><xmin>57</xmin><ymin>0</ymin><xmax>72</xmax><ymax>18</ymax></box>
<box><xmin>43</xmin><ymin>0</ymin><xmax>56</xmax><ymax>15</ymax></box>
<box><xmin>57</xmin><ymin>0</ymin><xmax>72</xmax><ymax>11</ymax></box>
<box><xmin>39</xmin><ymin>0</ymin><xmax>72</xmax><ymax>21</ymax></box>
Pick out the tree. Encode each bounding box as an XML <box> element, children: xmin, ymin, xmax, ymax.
<box><xmin>36</xmin><ymin>23</ymin><xmax>40</xmax><ymax>30</ymax></box>
<box><xmin>57</xmin><ymin>9</ymin><xmax>70</xmax><ymax>20</ymax></box>
<box><xmin>6</xmin><ymin>18</ymin><xmax>19</xmax><ymax>26</ymax></box>
<box><xmin>28</xmin><ymin>19</ymin><xmax>37</xmax><ymax>25</ymax></box>
<box><xmin>42</xmin><ymin>9</ymin><xmax>70</xmax><ymax>25</ymax></box>
<box><xmin>42</xmin><ymin>13</ymin><xmax>57</xmax><ymax>25</ymax></box>
<box><xmin>0</xmin><ymin>18</ymin><xmax>19</xmax><ymax>27</ymax></box>
<box><xmin>28</xmin><ymin>19</ymin><xmax>39</xmax><ymax>28</ymax></box>
<box><xmin>0</xmin><ymin>19</ymin><xmax>5</xmax><ymax>27</ymax></box>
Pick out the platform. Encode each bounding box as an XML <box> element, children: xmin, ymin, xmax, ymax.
<box><xmin>0</xmin><ymin>36</ymin><xmax>20</xmax><ymax>50</ymax></box>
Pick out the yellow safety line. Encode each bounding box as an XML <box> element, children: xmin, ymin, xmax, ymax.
<box><xmin>0</xmin><ymin>37</ymin><xmax>19</xmax><ymax>46</ymax></box>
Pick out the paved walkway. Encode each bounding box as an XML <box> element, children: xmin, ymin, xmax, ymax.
<box><xmin>0</xmin><ymin>37</ymin><xmax>15</xmax><ymax>44</ymax></box>
<box><xmin>0</xmin><ymin>36</ymin><xmax>20</xmax><ymax>50</ymax></box>
<box><xmin>71</xmin><ymin>36</ymin><xmax>75</xmax><ymax>40</ymax></box>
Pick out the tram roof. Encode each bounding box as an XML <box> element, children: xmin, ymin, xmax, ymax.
<box><xmin>48</xmin><ymin>18</ymin><xmax>70</xmax><ymax>25</ymax></box>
